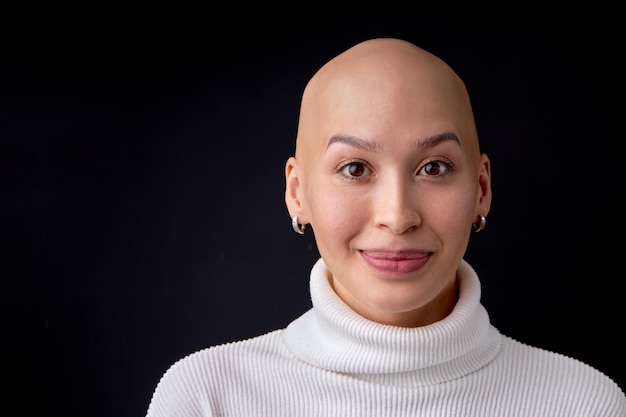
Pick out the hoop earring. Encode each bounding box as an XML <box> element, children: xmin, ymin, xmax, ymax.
<box><xmin>472</xmin><ymin>214</ymin><xmax>486</xmax><ymax>232</ymax></box>
<box><xmin>292</xmin><ymin>216</ymin><xmax>306</xmax><ymax>234</ymax></box>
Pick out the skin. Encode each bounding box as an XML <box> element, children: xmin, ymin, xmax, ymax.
<box><xmin>285</xmin><ymin>38</ymin><xmax>492</xmax><ymax>328</ymax></box>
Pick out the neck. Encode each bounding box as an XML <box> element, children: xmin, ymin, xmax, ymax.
<box><xmin>330</xmin><ymin>275</ymin><xmax>459</xmax><ymax>328</ymax></box>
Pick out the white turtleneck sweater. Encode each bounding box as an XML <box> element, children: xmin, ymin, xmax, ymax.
<box><xmin>145</xmin><ymin>259</ymin><xmax>626</xmax><ymax>416</ymax></box>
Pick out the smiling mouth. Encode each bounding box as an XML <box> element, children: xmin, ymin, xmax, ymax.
<box><xmin>360</xmin><ymin>250</ymin><xmax>432</xmax><ymax>274</ymax></box>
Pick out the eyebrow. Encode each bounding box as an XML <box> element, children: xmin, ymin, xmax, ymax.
<box><xmin>326</xmin><ymin>134</ymin><xmax>382</xmax><ymax>151</ymax></box>
<box><xmin>326</xmin><ymin>132</ymin><xmax>461</xmax><ymax>151</ymax></box>
<box><xmin>415</xmin><ymin>132</ymin><xmax>461</xmax><ymax>149</ymax></box>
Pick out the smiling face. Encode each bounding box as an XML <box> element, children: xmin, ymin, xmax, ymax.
<box><xmin>285</xmin><ymin>38</ymin><xmax>491</xmax><ymax>327</ymax></box>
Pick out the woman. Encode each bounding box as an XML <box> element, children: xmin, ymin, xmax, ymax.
<box><xmin>145</xmin><ymin>38</ymin><xmax>626</xmax><ymax>416</ymax></box>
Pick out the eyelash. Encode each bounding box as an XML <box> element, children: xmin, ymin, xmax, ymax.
<box><xmin>336</xmin><ymin>159</ymin><xmax>453</xmax><ymax>181</ymax></box>
<box><xmin>337</xmin><ymin>160</ymin><xmax>369</xmax><ymax>181</ymax></box>
<box><xmin>419</xmin><ymin>159</ymin><xmax>453</xmax><ymax>177</ymax></box>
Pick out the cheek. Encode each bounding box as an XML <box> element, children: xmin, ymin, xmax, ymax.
<box><xmin>306</xmin><ymin>183</ymin><xmax>364</xmax><ymax>241</ymax></box>
<box><xmin>422</xmin><ymin>184</ymin><xmax>476</xmax><ymax>229</ymax></box>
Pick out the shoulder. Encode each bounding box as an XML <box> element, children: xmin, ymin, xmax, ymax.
<box><xmin>160</xmin><ymin>328</ymin><xmax>285</xmax><ymax>383</ymax></box>
<box><xmin>145</xmin><ymin>329</ymin><xmax>285</xmax><ymax>417</ymax></box>
<box><xmin>498</xmin><ymin>335</ymin><xmax>626</xmax><ymax>413</ymax></box>
<box><xmin>177</xmin><ymin>328</ymin><xmax>286</xmax><ymax>366</ymax></box>
<box><xmin>500</xmin><ymin>335</ymin><xmax>615</xmax><ymax>380</ymax></box>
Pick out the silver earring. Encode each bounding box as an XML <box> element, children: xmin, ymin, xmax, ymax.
<box><xmin>472</xmin><ymin>214</ymin><xmax>486</xmax><ymax>232</ymax></box>
<box><xmin>292</xmin><ymin>216</ymin><xmax>306</xmax><ymax>234</ymax></box>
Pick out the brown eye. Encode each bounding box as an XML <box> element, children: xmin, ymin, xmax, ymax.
<box><xmin>424</xmin><ymin>162</ymin><xmax>441</xmax><ymax>176</ymax></box>
<box><xmin>348</xmin><ymin>163</ymin><xmax>365</xmax><ymax>176</ymax></box>
<box><xmin>339</xmin><ymin>162</ymin><xmax>369</xmax><ymax>178</ymax></box>
<box><xmin>419</xmin><ymin>161</ymin><xmax>451</xmax><ymax>177</ymax></box>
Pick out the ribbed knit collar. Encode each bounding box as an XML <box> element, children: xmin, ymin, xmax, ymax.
<box><xmin>283</xmin><ymin>258</ymin><xmax>502</xmax><ymax>387</ymax></box>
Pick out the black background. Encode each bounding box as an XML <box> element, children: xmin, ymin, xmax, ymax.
<box><xmin>2</xmin><ymin>12</ymin><xmax>624</xmax><ymax>417</ymax></box>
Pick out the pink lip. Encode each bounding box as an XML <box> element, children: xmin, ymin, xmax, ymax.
<box><xmin>360</xmin><ymin>250</ymin><xmax>431</xmax><ymax>275</ymax></box>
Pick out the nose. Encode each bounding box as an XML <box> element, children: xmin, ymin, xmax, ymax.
<box><xmin>373</xmin><ymin>175</ymin><xmax>421</xmax><ymax>234</ymax></box>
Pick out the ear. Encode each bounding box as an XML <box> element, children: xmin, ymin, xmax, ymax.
<box><xmin>285</xmin><ymin>156</ymin><xmax>308</xmax><ymax>222</ymax></box>
<box><xmin>475</xmin><ymin>153</ymin><xmax>492</xmax><ymax>217</ymax></box>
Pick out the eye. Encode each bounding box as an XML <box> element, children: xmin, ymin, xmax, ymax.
<box><xmin>419</xmin><ymin>160</ymin><xmax>451</xmax><ymax>177</ymax></box>
<box><xmin>339</xmin><ymin>161</ymin><xmax>369</xmax><ymax>178</ymax></box>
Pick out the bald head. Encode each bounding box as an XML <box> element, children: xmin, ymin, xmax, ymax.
<box><xmin>284</xmin><ymin>38</ymin><xmax>492</xmax><ymax>326</ymax></box>
<box><xmin>294</xmin><ymin>38</ymin><xmax>480</xmax><ymax>167</ymax></box>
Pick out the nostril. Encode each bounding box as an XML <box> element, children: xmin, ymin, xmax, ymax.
<box><xmin>379</xmin><ymin>214</ymin><xmax>421</xmax><ymax>235</ymax></box>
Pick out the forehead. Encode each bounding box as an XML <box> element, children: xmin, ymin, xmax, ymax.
<box><xmin>312</xmin><ymin>76</ymin><xmax>473</xmax><ymax>151</ymax></box>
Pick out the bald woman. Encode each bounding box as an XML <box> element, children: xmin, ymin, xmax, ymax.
<box><xmin>146</xmin><ymin>38</ymin><xmax>626</xmax><ymax>416</ymax></box>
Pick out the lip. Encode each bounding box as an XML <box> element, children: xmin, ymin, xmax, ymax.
<box><xmin>360</xmin><ymin>250</ymin><xmax>432</xmax><ymax>275</ymax></box>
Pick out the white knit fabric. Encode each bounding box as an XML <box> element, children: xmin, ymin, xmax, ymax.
<box><xmin>145</xmin><ymin>258</ymin><xmax>626</xmax><ymax>416</ymax></box>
